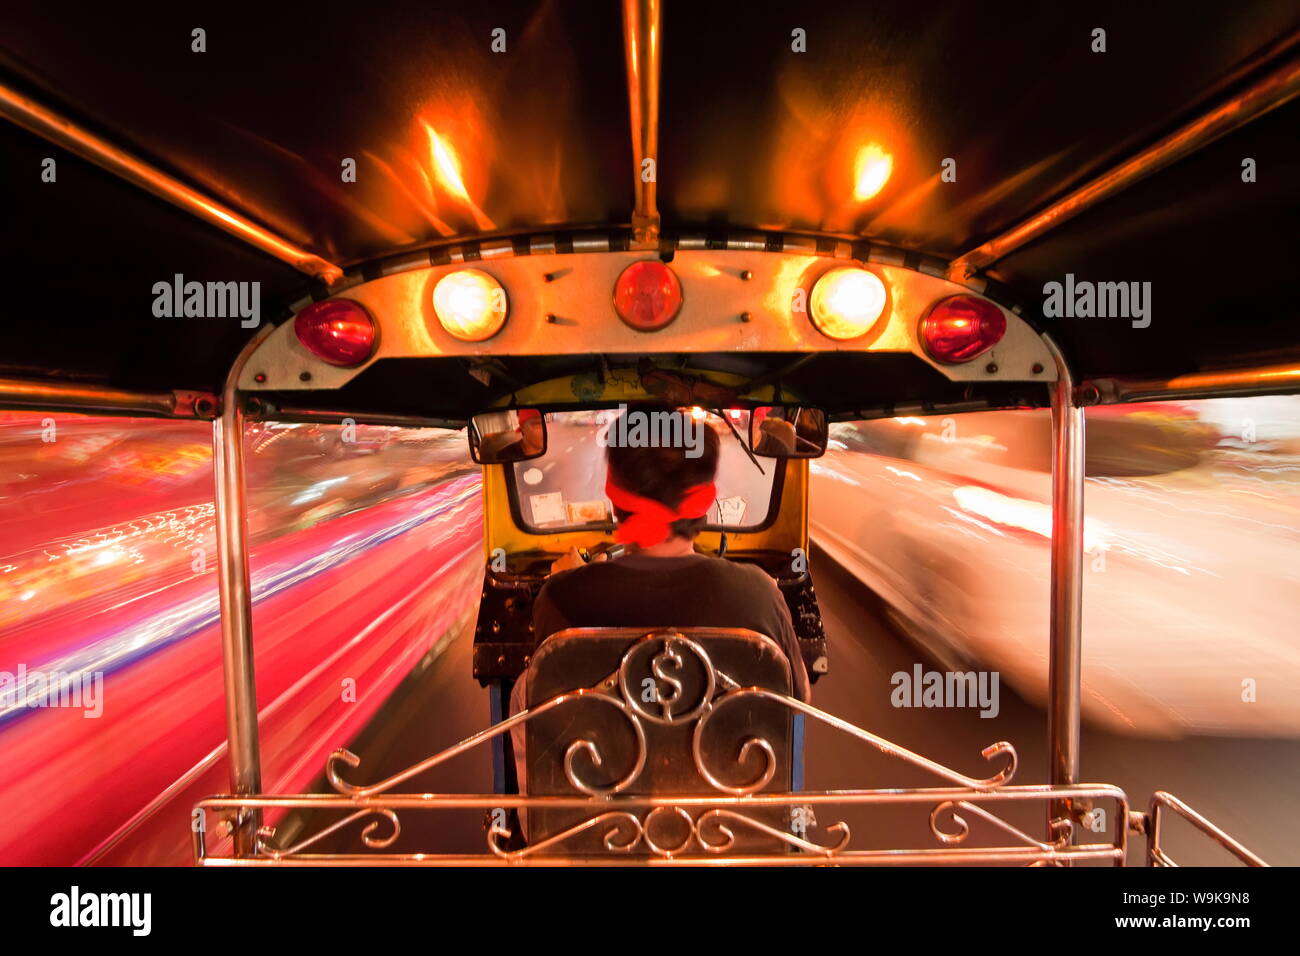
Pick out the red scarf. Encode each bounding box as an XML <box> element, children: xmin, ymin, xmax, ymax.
<box><xmin>604</xmin><ymin>477</ymin><xmax>717</xmax><ymax>548</ymax></box>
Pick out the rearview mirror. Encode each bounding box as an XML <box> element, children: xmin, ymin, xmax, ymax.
<box><xmin>468</xmin><ymin>408</ymin><xmax>548</xmax><ymax>464</ymax></box>
<box><xmin>749</xmin><ymin>406</ymin><xmax>828</xmax><ymax>458</ymax></box>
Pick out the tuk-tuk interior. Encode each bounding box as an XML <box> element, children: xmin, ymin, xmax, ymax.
<box><xmin>1</xmin><ymin>1</ymin><xmax>1296</xmax><ymax>866</ymax></box>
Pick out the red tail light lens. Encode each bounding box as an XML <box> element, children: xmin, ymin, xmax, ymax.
<box><xmin>294</xmin><ymin>299</ymin><xmax>377</xmax><ymax>367</ymax></box>
<box><xmin>614</xmin><ymin>260</ymin><xmax>683</xmax><ymax>331</ymax></box>
<box><xmin>919</xmin><ymin>295</ymin><xmax>1006</xmax><ymax>364</ymax></box>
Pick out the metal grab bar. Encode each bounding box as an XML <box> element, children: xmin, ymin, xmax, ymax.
<box><xmin>0</xmin><ymin>83</ymin><xmax>343</xmax><ymax>283</ymax></box>
<box><xmin>1086</xmin><ymin>364</ymin><xmax>1300</xmax><ymax>405</ymax></box>
<box><xmin>949</xmin><ymin>38</ymin><xmax>1300</xmax><ymax>277</ymax></box>
<box><xmin>0</xmin><ymin>376</ymin><xmax>218</xmax><ymax>419</ymax></box>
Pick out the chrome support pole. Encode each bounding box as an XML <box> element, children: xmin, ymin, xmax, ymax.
<box><xmin>622</xmin><ymin>0</ymin><xmax>662</xmax><ymax>247</ymax></box>
<box><xmin>1044</xmin><ymin>334</ymin><xmax>1084</xmax><ymax>845</ymax></box>
<box><xmin>212</xmin><ymin>325</ymin><xmax>275</xmax><ymax>855</ymax></box>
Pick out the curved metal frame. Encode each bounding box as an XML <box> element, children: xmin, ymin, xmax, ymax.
<box><xmin>1043</xmin><ymin>334</ymin><xmax>1084</xmax><ymax>844</ymax></box>
<box><xmin>212</xmin><ymin>324</ymin><xmax>276</xmax><ymax>855</ymax></box>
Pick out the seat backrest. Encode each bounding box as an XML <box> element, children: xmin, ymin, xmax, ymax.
<box><xmin>523</xmin><ymin>626</ymin><xmax>794</xmax><ymax>856</ymax></box>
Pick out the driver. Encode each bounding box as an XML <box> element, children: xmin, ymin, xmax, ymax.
<box><xmin>527</xmin><ymin>403</ymin><xmax>811</xmax><ymax>701</ymax></box>
<box><xmin>754</xmin><ymin>414</ymin><xmax>798</xmax><ymax>456</ymax></box>
<box><xmin>505</xmin><ymin>404</ymin><xmax>811</xmax><ymax>816</ymax></box>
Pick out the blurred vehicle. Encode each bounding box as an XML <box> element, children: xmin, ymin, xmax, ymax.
<box><xmin>810</xmin><ymin>398</ymin><xmax>1300</xmax><ymax>738</ymax></box>
<box><xmin>0</xmin><ymin>413</ymin><xmax>481</xmax><ymax>865</ymax></box>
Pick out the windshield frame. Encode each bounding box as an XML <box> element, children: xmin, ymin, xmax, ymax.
<box><xmin>499</xmin><ymin>403</ymin><xmax>788</xmax><ymax>536</ymax></box>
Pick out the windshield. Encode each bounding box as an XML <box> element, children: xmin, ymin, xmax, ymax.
<box><xmin>510</xmin><ymin>409</ymin><xmax>779</xmax><ymax>533</ymax></box>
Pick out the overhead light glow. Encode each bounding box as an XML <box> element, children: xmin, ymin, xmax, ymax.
<box><xmin>853</xmin><ymin>143</ymin><xmax>893</xmax><ymax>201</ymax></box>
<box><xmin>424</xmin><ymin>124</ymin><xmax>471</xmax><ymax>202</ymax></box>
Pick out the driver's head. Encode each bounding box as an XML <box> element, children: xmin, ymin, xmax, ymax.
<box><xmin>605</xmin><ymin>403</ymin><xmax>721</xmax><ymax>542</ymax></box>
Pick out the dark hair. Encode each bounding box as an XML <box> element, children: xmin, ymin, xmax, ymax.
<box><xmin>606</xmin><ymin>403</ymin><xmax>721</xmax><ymax>540</ymax></box>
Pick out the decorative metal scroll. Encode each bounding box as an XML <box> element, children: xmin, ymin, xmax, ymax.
<box><xmin>193</xmin><ymin>629</ymin><xmax>1134</xmax><ymax>866</ymax></box>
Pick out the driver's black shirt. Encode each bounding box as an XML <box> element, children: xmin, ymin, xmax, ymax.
<box><xmin>531</xmin><ymin>552</ymin><xmax>811</xmax><ymax>701</ymax></box>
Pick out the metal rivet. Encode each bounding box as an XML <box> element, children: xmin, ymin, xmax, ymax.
<box><xmin>739</xmin><ymin>311</ymin><xmax>752</xmax><ymax>323</ymax></box>
<box><xmin>1032</xmin><ymin>363</ymin><xmax>1044</xmax><ymax>374</ymax></box>
<box><xmin>740</xmin><ymin>269</ymin><xmax>753</xmax><ymax>281</ymax></box>
<box><xmin>299</xmin><ymin>371</ymin><xmax>312</xmax><ymax>382</ymax></box>
<box><xmin>254</xmin><ymin>373</ymin><xmax>267</xmax><ymax>384</ymax></box>
<box><xmin>543</xmin><ymin>272</ymin><xmax>557</xmax><ymax>282</ymax></box>
<box><xmin>545</xmin><ymin>314</ymin><xmax>558</xmax><ymax>324</ymax></box>
<box><xmin>985</xmin><ymin>363</ymin><xmax>998</xmax><ymax>374</ymax></box>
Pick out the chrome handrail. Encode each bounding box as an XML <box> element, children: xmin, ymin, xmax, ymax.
<box><xmin>194</xmin><ymin>785</ymin><xmax>1132</xmax><ymax>866</ymax></box>
<box><xmin>191</xmin><ymin>629</ymin><xmax>1127</xmax><ymax>866</ymax></box>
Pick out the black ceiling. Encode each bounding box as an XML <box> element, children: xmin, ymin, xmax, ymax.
<box><xmin>1</xmin><ymin>0</ymin><xmax>1296</xmax><ymax>402</ymax></box>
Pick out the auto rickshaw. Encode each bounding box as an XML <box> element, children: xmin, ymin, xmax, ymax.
<box><xmin>0</xmin><ymin>1</ymin><xmax>1295</xmax><ymax>865</ymax></box>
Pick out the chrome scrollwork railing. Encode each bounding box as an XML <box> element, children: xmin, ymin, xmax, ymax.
<box><xmin>193</xmin><ymin>629</ymin><xmax>1131</xmax><ymax>866</ymax></box>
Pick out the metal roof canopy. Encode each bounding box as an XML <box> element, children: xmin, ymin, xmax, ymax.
<box><xmin>0</xmin><ymin>0</ymin><xmax>1297</xmax><ymax>417</ymax></box>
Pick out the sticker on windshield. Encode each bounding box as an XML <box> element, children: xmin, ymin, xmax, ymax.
<box><xmin>567</xmin><ymin>499</ymin><xmax>610</xmax><ymax>524</ymax></box>
<box><xmin>530</xmin><ymin>491</ymin><xmax>567</xmax><ymax>525</ymax></box>
<box><xmin>715</xmin><ymin>496</ymin><xmax>747</xmax><ymax>526</ymax></box>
